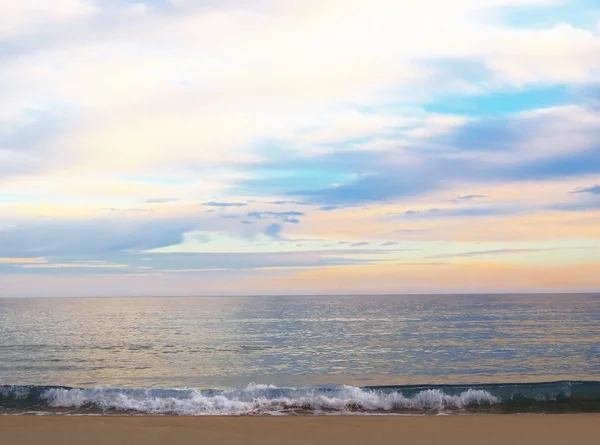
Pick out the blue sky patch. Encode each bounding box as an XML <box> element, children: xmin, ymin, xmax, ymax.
<box><xmin>424</xmin><ymin>86</ymin><xmax>569</xmax><ymax>116</ymax></box>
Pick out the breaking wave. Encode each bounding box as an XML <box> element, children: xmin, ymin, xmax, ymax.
<box><xmin>1</xmin><ymin>381</ymin><xmax>599</xmax><ymax>415</ymax></box>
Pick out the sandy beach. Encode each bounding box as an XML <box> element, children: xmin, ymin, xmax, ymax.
<box><xmin>2</xmin><ymin>414</ymin><xmax>599</xmax><ymax>445</ymax></box>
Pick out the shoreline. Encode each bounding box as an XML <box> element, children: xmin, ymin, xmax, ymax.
<box><xmin>3</xmin><ymin>414</ymin><xmax>599</xmax><ymax>445</ymax></box>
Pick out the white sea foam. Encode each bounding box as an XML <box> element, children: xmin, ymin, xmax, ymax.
<box><xmin>0</xmin><ymin>386</ymin><xmax>30</xmax><ymax>400</ymax></box>
<box><xmin>38</xmin><ymin>384</ymin><xmax>500</xmax><ymax>415</ymax></box>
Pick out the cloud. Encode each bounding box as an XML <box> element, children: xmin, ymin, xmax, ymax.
<box><xmin>1</xmin><ymin>2</ymin><xmax>599</xmax><ymax>197</ymax></box>
<box><xmin>248</xmin><ymin>211</ymin><xmax>305</xmax><ymax>224</ymax></box>
<box><xmin>0</xmin><ymin>257</ymin><xmax>46</xmax><ymax>264</ymax></box>
<box><xmin>350</xmin><ymin>241</ymin><xmax>370</xmax><ymax>247</ymax></box>
<box><xmin>4</xmin><ymin>259</ymin><xmax>600</xmax><ymax>297</ymax></box>
<box><xmin>449</xmin><ymin>194</ymin><xmax>488</xmax><ymax>203</ymax></box>
<box><xmin>271</xmin><ymin>200</ymin><xmax>306</xmax><ymax>205</ymax></box>
<box><xmin>264</xmin><ymin>223</ymin><xmax>283</xmax><ymax>239</ymax></box>
<box><xmin>297</xmin><ymin>172</ymin><xmax>435</xmax><ymax>205</ymax></box>
<box><xmin>248</xmin><ymin>211</ymin><xmax>305</xmax><ymax>217</ymax></box>
<box><xmin>551</xmin><ymin>201</ymin><xmax>600</xmax><ymax>212</ymax></box>
<box><xmin>3</xmin><ymin>0</ymin><xmax>599</xmax><ymax>183</ymax></box>
<box><xmin>145</xmin><ymin>198</ymin><xmax>178</xmax><ymax>203</ymax></box>
<box><xmin>426</xmin><ymin>246</ymin><xmax>591</xmax><ymax>259</ymax></box>
<box><xmin>268</xmin><ymin>105</ymin><xmax>600</xmax><ymax>206</ymax></box>
<box><xmin>105</xmin><ymin>207</ymin><xmax>152</xmax><ymax>213</ymax></box>
<box><xmin>203</xmin><ymin>202</ymin><xmax>247</xmax><ymax>207</ymax></box>
<box><xmin>0</xmin><ymin>248</ymin><xmax>400</xmax><ymax>278</ymax></box>
<box><xmin>0</xmin><ymin>218</ymin><xmax>194</xmax><ymax>257</ymax></box>
<box><xmin>0</xmin><ymin>106</ymin><xmax>75</xmax><ymax>180</ymax></box>
<box><xmin>0</xmin><ymin>0</ymin><xmax>94</xmax><ymax>37</ymax></box>
<box><xmin>405</xmin><ymin>209</ymin><xmax>440</xmax><ymax>215</ymax></box>
<box><xmin>457</xmin><ymin>194</ymin><xmax>487</xmax><ymax>200</ymax></box>
<box><xmin>21</xmin><ymin>261</ymin><xmax>129</xmax><ymax>269</ymax></box>
<box><xmin>402</xmin><ymin>207</ymin><xmax>507</xmax><ymax>218</ymax></box>
<box><xmin>318</xmin><ymin>205</ymin><xmax>338</xmax><ymax>211</ymax></box>
<box><xmin>439</xmin><ymin>105</ymin><xmax>600</xmax><ymax>161</ymax></box>
<box><xmin>571</xmin><ymin>185</ymin><xmax>600</xmax><ymax>195</ymax></box>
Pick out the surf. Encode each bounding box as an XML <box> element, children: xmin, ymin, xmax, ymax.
<box><xmin>2</xmin><ymin>381</ymin><xmax>599</xmax><ymax>415</ymax></box>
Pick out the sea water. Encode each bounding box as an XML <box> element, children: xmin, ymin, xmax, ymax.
<box><xmin>1</xmin><ymin>294</ymin><xmax>599</xmax><ymax>415</ymax></box>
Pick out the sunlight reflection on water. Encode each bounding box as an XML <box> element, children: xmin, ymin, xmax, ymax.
<box><xmin>0</xmin><ymin>294</ymin><xmax>598</xmax><ymax>388</ymax></box>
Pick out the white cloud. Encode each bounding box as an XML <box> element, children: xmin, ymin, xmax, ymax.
<box><xmin>0</xmin><ymin>257</ymin><xmax>46</xmax><ymax>264</ymax></box>
<box><xmin>20</xmin><ymin>261</ymin><xmax>128</xmax><ymax>269</ymax></box>
<box><xmin>0</xmin><ymin>0</ymin><xmax>95</xmax><ymax>37</ymax></box>
<box><xmin>1</xmin><ymin>0</ymin><xmax>599</xmax><ymax>208</ymax></box>
<box><xmin>469</xmin><ymin>105</ymin><xmax>600</xmax><ymax>163</ymax></box>
<box><xmin>485</xmin><ymin>24</ymin><xmax>600</xmax><ymax>84</ymax></box>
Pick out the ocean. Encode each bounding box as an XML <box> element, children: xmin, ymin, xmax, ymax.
<box><xmin>1</xmin><ymin>293</ymin><xmax>599</xmax><ymax>415</ymax></box>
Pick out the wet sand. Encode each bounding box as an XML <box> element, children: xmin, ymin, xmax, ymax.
<box><xmin>2</xmin><ymin>414</ymin><xmax>599</xmax><ymax>445</ymax></box>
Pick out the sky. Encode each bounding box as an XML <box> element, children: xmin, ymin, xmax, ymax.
<box><xmin>1</xmin><ymin>0</ymin><xmax>600</xmax><ymax>297</ymax></box>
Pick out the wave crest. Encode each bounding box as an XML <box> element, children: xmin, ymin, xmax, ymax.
<box><xmin>35</xmin><ymin>384</ymin><xmax>499</xmax><ymax>415</ymax></box>
<box><xmin>2</xmin><ymin>381</ymin><xmax>598</xmax><ymax>415</ymax></box>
